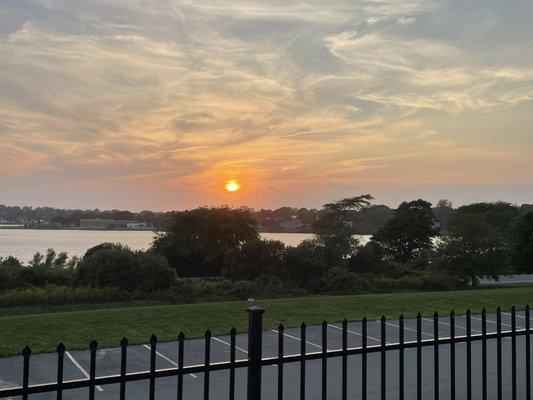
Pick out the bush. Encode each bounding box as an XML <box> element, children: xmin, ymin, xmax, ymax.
<box><xmin>76</xmin><ymin>243</ymin><xmax>176</xmax><ymax>292</ymax></box>
<box><xmin>372</xmin><ymin>272</ymin><xmax>465</xmax><ymax>292</ymax></box>
<box><xmin>0</xmin><ymin>285</ymin><xmax>129</xmax><ymax>307</ymax></box>
<box><xmin>281</xmin><ymin>240</ymin><xmax>329</xmax><ymax>287</ymax></box>
<box><xmin>0</xmin><ymin>253</ymin><xmax>76</xmax><ymax>290</ymax></box>
<box><xmin>306</xmin><ymin>268</ymin><xmax>374</xmax><ymax>294</ymax></box>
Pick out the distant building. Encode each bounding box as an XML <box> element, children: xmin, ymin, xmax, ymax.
<box><xmin>126</xmin><ymin>221</ymin><xmax>150</xmax><ymax>229</ymax></box>
<box><xmin>80</xmin><ymin>219</ymin><xmax>151</xmax><ymax>230</ymax></box>
<box><xmin>80</xmin><ymin>219</ymin><xmax>127</xmax><ymax>229</ymax></box>
<box><xmin>279</xmin><ymin>218</ymin><xmax>305</xmax><ymax>232</ymax></box>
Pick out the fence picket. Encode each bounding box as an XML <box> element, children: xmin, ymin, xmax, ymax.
<box><xmin>89</xmin><ymin>340</ymin><xmax>97</xmax><ymax>400</ymax></box>
<box><xmin>434</xmin><ymin>312</ymin><xmax>439</xmax><ymax>400</ymax></box>
<box><xmin>417</xmin><ymin>313</ymin><xmax>422</xmax><ymax>400</ymax></box>
<box><xmin>450</xmin><ymin>310</ymin><xmax>455</xmax><ymax>400</ymax></box>
<box><xmin>300</xmin><ymin>322</ymin><xmax>306</xmax><ymax>400</ymax></box>
<box><xmin>177</xmin><ymin>332</ymin><xmax>184</xmax><ymax>400</ymax></box>
<box><xmin>230</xmin><ymin>327</ymin><xmax>236</xmax><ymax>400</ymax></box>
<box><xmin>482</xmin><ymin>309</ymin><xmax>487</xmax><ymax>400</ymax></box>
<box><xmin>120</xmin><ymin>337</ymin><xmax>128</xmax><ymax>400</ymax></box>
<box><xmin>204</xmin><ymin>330</ymin><xmax>211</xmax><ymax>400</ymax></box>
<box><xmin>22</xmin><ymin>346</ymin><xmax>31</xmax><ymax>400</ymax></box>
<box><xmin>278</xmin><ymin>324</ymin><xmax>284</xmax><ymax>400</ymax></box>
<box><xmin>381</xmin><ymin>315</ymin><xmax>386</xmax><ymax>400</ymax></box>
<box><xmin>56</xmin><ymin>343</ymin><xmax>65</xmax><ymax>400</ymax></box>
<box><xmin>362</xmin><ymin>317</ymin><xmax>367</xmax><ymax>400</ymax></box>
<box><xmin>497</xmin><ymin>307</ymin><xmax>503</xmax><ymax>400</ymax></box>
<box><xmin>322</xmin><ymin>321</ymin><xmax>327</xmax><ymax>400</ymax></box>
<box><xmin>527</xmin><ymin>305</ymin><xmax>531</xmax><ymax>400</ymax></box>
<box><xmin>399</xmin><ymin>314</ymin><xmax>404</xmax><ymax>400</ymax></box>
<box><xmin>512</xmin><ymin>306</ymin><xmax>517</xmax><ymax>400</ymax></box>
<box><xmin>466</xmin><ymin>309</ymin><xmax>472</xmax><ymax>400</ymax></box>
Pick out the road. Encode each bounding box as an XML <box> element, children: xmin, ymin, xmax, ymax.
<box><xmin>0</xmin><ymin>311</ymin><xmax>529</xmax><ymax>399</ymax></box>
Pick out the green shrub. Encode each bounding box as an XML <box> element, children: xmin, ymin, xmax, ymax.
<box><xmin>0</xmin><ymin>285</ymin><xmax>129</xmax><ymax>307</ymax></box>
<box><xmin>76</xmin><ymin>243</ymin><xmax>176</xmax><ymax>292</ymax></box>
<box><xmin>307</xmin><ymin>267</ymin><xmax>374</xmax><ymax>294</ymax></box>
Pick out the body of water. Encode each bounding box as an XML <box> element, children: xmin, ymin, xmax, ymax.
<box><xmin>0</xmin><ymin>229</ymin><xmax>371</xmax><ymax>262</ymax></box>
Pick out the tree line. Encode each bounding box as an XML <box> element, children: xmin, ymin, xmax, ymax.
<box><xmin>1</xmin><ymin>196</ymin><xmax>533</xmax><ymax>304</ymax></box>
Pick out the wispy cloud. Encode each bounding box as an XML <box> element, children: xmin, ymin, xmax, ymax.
<box><xmin>0</xmin><ymin>0</ymin><xmax>532</xmax><ymax>209</ymax></box>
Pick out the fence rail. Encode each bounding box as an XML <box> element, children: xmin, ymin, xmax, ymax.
<box><xmin>0</xmin><ymin>305</ymin><xmax>531</xmax><ymax>399</ymax></box>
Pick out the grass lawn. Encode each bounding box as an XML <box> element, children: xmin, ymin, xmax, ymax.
<box><xmin>1</xmin><ymin>286</ymin><xmax>533</xmax><ymax>357</ymax></box>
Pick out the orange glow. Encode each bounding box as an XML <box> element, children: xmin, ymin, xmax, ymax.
<box><xmin>225</xmin><ymin>180</ymin><xmax>241</xmax><ymax>192</ymax></box>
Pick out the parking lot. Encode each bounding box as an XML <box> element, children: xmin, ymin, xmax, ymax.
<box><xmin>0</xmin><ymin>310</ymin><xmax>529</xmax><ymax>399</ymax></box>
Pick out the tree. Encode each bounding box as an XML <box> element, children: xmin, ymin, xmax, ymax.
<box><xmin>434</xmin><ymin>212</ymin><xmax>511</xmax><ymax>286</ymax></box>
<box><xmin>432</xmin><ymin>202</ymin><xmax>519</xmax><ymax>285</ymax></box>
<box><xmin>433</xmin><ymin>199</ymin><xmax>455</xmax><ymax>231</ymax></box>
<box><xmin>312</xmin><ymin>194</ymin><xmax>374</xmax><ymax>265</ymax></box>
<box><xmin>450</xmin><ymin>202</ymin><xmax>519</xmax><ymax>236</ymax></box>
<box><xmin>373</xmin><ymin>199</ymin><xmax>439</xmax><ymax>262</ymax></box>
<box><xmin>77</xmin><ymin>243</ymin><xmax>176</xmax><ymax>291</ymax></box>
<box><xmin>510</xmin><ymin>212</ymin><xmax>533</xmax><ymax>273</ymax></box>
<box><xmin>151</xmin><ymin>206</ymin><xmax>259</xmax><ymax>276</ymax></box>
<box><xmin>222</xmin><ymin>239</ymin><xmax>285</xmax><ymax>280</ymax></box>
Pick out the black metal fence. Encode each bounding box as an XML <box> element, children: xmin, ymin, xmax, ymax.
<box><xmin>0</xmin><ymin>305</ymin><xmax>531</xmax><ymax>399</ymax></box>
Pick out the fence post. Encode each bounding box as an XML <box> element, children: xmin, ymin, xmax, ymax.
<box><xmin>247</xmin><ymin>307</ymin><xmax>265</xmax><ymax>400</ymax></box>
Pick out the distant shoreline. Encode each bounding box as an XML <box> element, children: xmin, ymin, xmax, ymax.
<box><xmin>0</xmin><ymin>226</ymin><xmax>315</xmax><ymax>234</ymax></box>
<box><xmin>0</xmin><ymin>226</ymin><xmax>156</xmax><ymax>232</ymax></box>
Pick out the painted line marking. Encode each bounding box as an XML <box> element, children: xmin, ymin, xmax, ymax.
<box><xmin>65</xmin><ymin>351</ymin><xmax>103</xmax><ymax>392</ymax></box>
<box><xmin>327</xmin><ymin>323</ymin><xmax>384</xmax><ymax>344</ymax></box>
<box><xmin>421</xmin><ymin>317</ymin><xmax>482</xmax><ymax>333</ymax></box>
<box><xmin>469</xmin><ymin>315</ymin><xmax>520</xmax><ymax>329</ymax></box>
<box><xmin>142</xmin><ymin>345</ymin><xmax>197</xmax><ymax>378</ymax></box>
<box><xmin>502</xmin><ymin>312</ymin><xmax>531</xmax><ymax>323</ymax></box>
<box><xmin>381</xmin><ymin>320</ymin><xmax>433</xmax><ymax>339</ymax></box>
<box><xmin>211</xmin><ymin>336</ymin><xmax>277</xmax><ymax>369</ymax></box>
<box><xmin>211</xmin><ymin>337</ymin><xmax>248</xmax><ymax>354</ymax></box>
<box><xmin>271</xmin><ymin>329</ymin><xmax>323</xmax><ymax>350</ymax></box>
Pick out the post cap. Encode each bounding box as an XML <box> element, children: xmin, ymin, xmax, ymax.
<box><xmin>247</xmin><ymin>306</ymin><xmax>265</xmax><ymax>315</ymax></box>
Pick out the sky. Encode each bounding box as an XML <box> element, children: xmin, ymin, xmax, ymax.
<box><xmin>1</xmin><ymin>0</ymin><xmax>533</xmax><ymax>211</ymax></box>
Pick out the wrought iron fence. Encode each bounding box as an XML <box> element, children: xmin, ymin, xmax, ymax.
<box><xmin>0</xmin><ymin>305</ymin><xmax>531</xmax><ymax>399</ymax></box>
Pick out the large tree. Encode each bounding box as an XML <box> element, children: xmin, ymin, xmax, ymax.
<box><xmin>151</xmin><ymin>206</ymin><xmax>259</xmax><ymax>276</ymax></box>
<box><xmin>373</xmin><ymin>199</ymin><xmax>439</xmax><ymax>262</ymax></box>
<box><xmin>435</xmin><ymin>211</ymin><xmax>512</xmax><ymax>286</ymax></box>
<box><xmin>510</xmin><ymin>212</ymin><xmax>533</xmax><ymax>273</ymax></box>
<box><xmin>449</xmin><ymin>202</ymin><xmax>520</xmax><ymax>235</ymax></box>
<box><xmin>312</xmin><ymin>194</ymin><xmax>374</xmax><ymax>265</ymax></box>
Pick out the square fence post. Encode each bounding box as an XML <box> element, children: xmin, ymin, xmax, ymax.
<box><xmin>247</xmin><ymin>307</ymin><xmax>265</xmax><ymax>400</ymax></box>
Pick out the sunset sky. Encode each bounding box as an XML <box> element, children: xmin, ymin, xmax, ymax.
<box><xmin>1</xmin><ymin>0</ymin><xmax>532</xmax><ymax>210</ymax></box>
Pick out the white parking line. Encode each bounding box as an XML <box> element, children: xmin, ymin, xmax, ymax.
<box><xmin>64</xmin><ymin>351</ymin><xmax>104</xmax><ymax>392</ymax></box>
<box><xmin>421</xmin><ymin>317</ymin><xmax>482</xmax><ymax>333</ymax></box>
<box><xmin>502</xmin><ymin>312</ymin><xmax>531</xmax><ymax>322</ymax></box>
<box><xmin>327</xmin><ymin>323</ymin><xmax>383</xmax><ymax>344</ymax></box>
<box><xmin>142</xmin><ymin>345</ymin><xmax>197</xmax><ymax>378</ymax></box>
<box><xmin>211</xmin><ymin>337</ymin><xmax>248</xmax><ymax>354</ymax></box>
<box><xmin>270</xmin><ymin>329</ymin><xmax>323</xmax><ymax>350</ymax></box>
<box><xmin>469</xmin><ymin>315</ymin><xmax>519</xmax><ymax>329</ymax></box>
<box><xmin>382</xmin><ymin>320</ymin><xmax>434</xmax><ymax>339</ymax></box>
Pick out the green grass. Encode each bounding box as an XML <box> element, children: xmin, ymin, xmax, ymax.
<box><xmin>1</xmin><ymin>286</ymin><xmax>533</xmax><ymax>357</ymax></box>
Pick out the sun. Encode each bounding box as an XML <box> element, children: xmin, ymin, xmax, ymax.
<box><xmin>225</xmin><ymin>180</ymin><xmax>241</xmax><ymax>192</ymax></box>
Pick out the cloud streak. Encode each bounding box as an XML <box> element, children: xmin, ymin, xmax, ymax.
<box><xmin>0</xmin><ymin>0</ymin><xmax>532</xmax><ymax>209</ymax></box>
